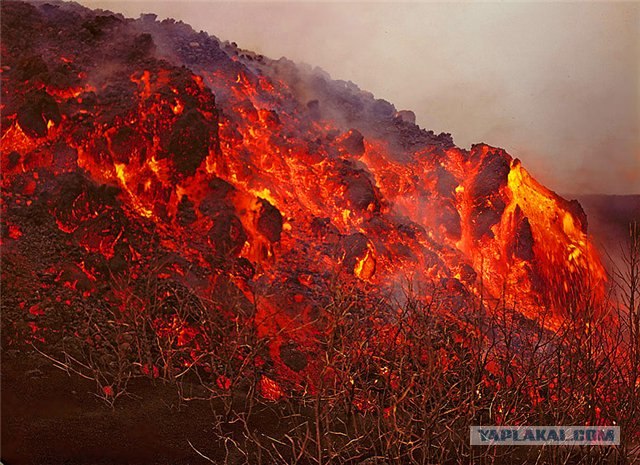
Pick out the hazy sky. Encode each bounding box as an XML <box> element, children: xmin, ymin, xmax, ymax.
<box><xmin>78</xmin><ymin>1</ymin><xmax>639</xmax><ymax>195</ymax></box>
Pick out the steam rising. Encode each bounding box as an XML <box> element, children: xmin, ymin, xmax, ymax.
<box><xmin>80</xmin><ymin>0</ymin><xmax>639</xmax><ymax>195</ymax></box>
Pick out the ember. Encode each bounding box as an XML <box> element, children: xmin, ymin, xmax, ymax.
<box><xmin>1</xmin><ymin>2</ymin><xmax>636</xmax><ymax>464</ymax></box>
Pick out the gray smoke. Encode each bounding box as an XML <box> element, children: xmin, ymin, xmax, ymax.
<box><xmin>78</xmin><ymin>0</ymin><xmax>640</xmax><ymax>195</ymax></box>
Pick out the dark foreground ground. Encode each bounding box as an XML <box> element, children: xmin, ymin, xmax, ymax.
<box><xmin>1</xmin><ymin>350</ymin><xmax>249</xmax><ymax>465</ymax></box>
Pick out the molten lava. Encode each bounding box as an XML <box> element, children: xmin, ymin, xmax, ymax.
<box><xmin>1</xmin><ymin>1</ymin><xmax>607</xmax><ymax>393</ymax></box>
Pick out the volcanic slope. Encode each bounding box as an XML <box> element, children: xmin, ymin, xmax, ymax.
<box><xmin>1</xmin><ymin>1</ymin><xmax>606</xmax><ymax>386</ymax></box>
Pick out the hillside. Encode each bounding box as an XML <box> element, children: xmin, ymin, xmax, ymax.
<box><xmin>1</xmin><ymin>2</ymin><xmax>631</xmax><ymax>464</ymax></box>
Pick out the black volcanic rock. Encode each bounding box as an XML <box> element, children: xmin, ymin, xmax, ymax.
<box><xmin>341</xmin><ymin>129</ymin><xmax>365</xmax><ymax>157</ymax></box>
<box><xmin>208</xmin><ymin>212</ymin><xmax>247</xmax><ymax>257</ymax></box>
<box><xmin>435</xmin><ymin>165</ymin><xmax>458</xmax><ymax>198</ymax></box>
<box><xmin>168</xmin><ymin>109</ymin><xmax>212</xmax><ymax>178</ymax></box>
<box><xmin>256</xmin><ymin>198</ymin><xmax>283</xmax><ymax>243</ymax></box>
<box><xmin>280</xmin><ymin>342</ymin><xmax>308</xmax><ymax>372</ymax></box>
<box><xmin>471</xmin><ymin>151</ymin><xmax>510</xmax><ymax>199</ymax></box>
<box><xmin>514</xmin><ymin>216</ymin><xmax>535</xmax><ymax>261</ymax></box>
<box><xmin>17</xmin><ymin>90</ymin><xmax>60</xmax><ymax>138</ymax></box>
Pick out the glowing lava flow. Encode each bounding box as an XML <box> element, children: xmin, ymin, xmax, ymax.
<box><xmin>0</xmin><ymin>0</ymin><xmax>608</xmax><ymax>395</ymax></box>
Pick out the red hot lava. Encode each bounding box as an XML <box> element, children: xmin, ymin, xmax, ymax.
<box><xmin>1</xmin><ymin>1</ymin><xmax>607</xmax><ymax>397</ymax></box>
